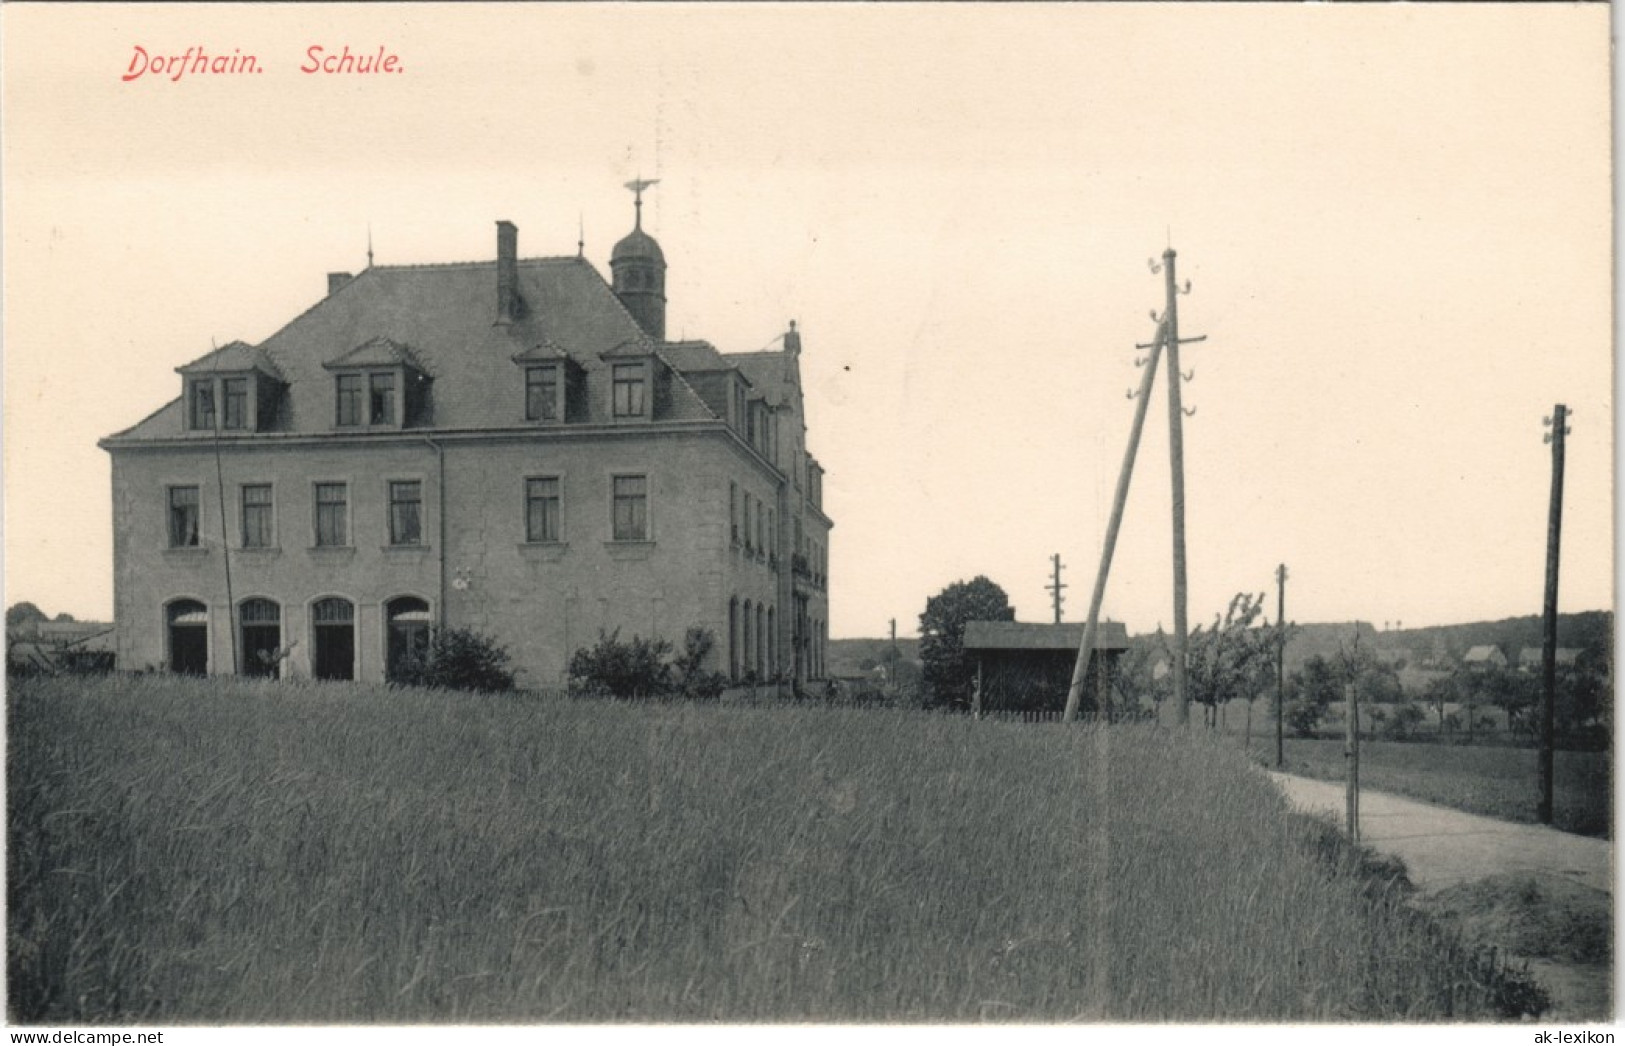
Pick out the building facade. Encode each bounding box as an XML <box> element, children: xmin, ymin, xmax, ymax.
<box><xmin>101</xmin><ymin>200</ymin><xmax>832</xmax><ymax>688</ymax></box>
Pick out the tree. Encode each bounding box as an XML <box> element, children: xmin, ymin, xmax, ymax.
<box><xmin>1169</xmin><ymin>592</ymin><xmax>1278</xmax><ymax>729</ymax></box>
<box><xmin>918</xmin><ymin>576</ymin><xmax>1014</xmax><ymax>711</ymax></box>
<box><xmin>396</xmin><ymin>627</ymin><xmax>516</xmax><ymax>693</ymax></box>
<box><xmin>6</xmin><ymin>602</ymin><xmax>47</xmax><ymax>628</ymax></box>
<box><xmin>1285</xmin><ymin>654</ymin><xmax>1340</xmax><ymax>737</ymax></box>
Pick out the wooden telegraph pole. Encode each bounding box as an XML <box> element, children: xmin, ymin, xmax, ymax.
<box><xmin>1539</xmin><ymin>405</ymin><xmax>1569</xmax><ymax>825</ymax></box>
<box><xmin>1159</xmin><ymin>249</ymin><xmax>1205</xmax><ymax>727</ymax></box>
<box><xmin>1063</xmin><ymin>322</ymin><xmax>1167</xmax><ymax>722</ymax></box>
<box><xmin>1275</xmin><ymin>564</ymin><xmax>1288</xmax><ymax>767</ymax></box>
<box><xmin>1047</xmin><ymin>554</ymin><xmax>1067</xmax><ymax>624</ymax></box>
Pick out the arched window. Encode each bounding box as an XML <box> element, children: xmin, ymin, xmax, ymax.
<box><xmin>742</xmin><ymin>600</ymin><xmax>754</xmax><ymax>681</ymax></box>
<box><xmin>756</xmin><ymin>604</ymin><xmax>765</xmax><ymax>678</ymax></box>
<box><xmin>386</xmin><ymin>597</ymin><xmax>432</xmax><ymax>683</ymax></box>
<box><xmin>166</xmin><ymin>599</ymin><xmax>208</xmax><ymax>676</ymax></box>
<box><xmin>239</xmin><ymin>598</ymin><xmax>281</xmax><ymax>678</ymax></box>
<box><xmin>312</xmin><ymin>597</ymin><xmax>356</xmax><ymax>681</ymax></box>
<box><xmin>728</xmin><ymin>598</ymin><xmax>739</xmax><ymax>681</ymax></box>
<box><xmin>767</xmin><ymin>607</ymin><xmax>776</xmax><ymax>678</ymax></box>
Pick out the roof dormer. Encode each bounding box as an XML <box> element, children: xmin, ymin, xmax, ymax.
<box><xmin>599</xmin><ymin>339</ymin><xmax>671</xmax><ymax>424</ymax></box>
<box><xmin>512</xmin><ymin>339</ymin><xmax>585</xmax><ymax>424</ymax></box>
<box><xmin>176</xmin><ymin>340</ymin><xmax>285</xmax><ymax>434</ymax></box>
<box><xmin>322</xmin><ymin>336</ymin><xmax>431</xmax><ymax>431</ymax></box>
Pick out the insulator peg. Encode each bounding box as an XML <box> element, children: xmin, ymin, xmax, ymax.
<box><xmin>1183</xmin><ymin>406</ymin><xmax>1197</xmax><ymax>417</ymax></box>
<box><xmin>1126</xmin><ymin>389</ymin><xmax>1138</xmax><ymax>400</ymax></box>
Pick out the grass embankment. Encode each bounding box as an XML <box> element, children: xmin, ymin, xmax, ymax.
<box><xmin>1245</xmin><ymin>736</ymin><xmax>1611</xmax><ymax>838</ymax></box>
<box><xmin>10</xmin><ymin>674</ymin><xmax>1543</xmax><ymax>1023</ymax></box>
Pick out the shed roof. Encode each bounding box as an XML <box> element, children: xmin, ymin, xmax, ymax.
<box><xmin>962</xmin><ymin>620</ymin><xmax>1130</xmax><ymax>653</ymax></box>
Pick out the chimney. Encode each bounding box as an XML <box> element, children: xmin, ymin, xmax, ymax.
<box><xmin>784</xmin><ymin>319</ymin><xmax>801</xmax><ymax>355</ymax></box>
<box><xmin>327</xmin><ymin>272</ymin><xmax>352</xmax><ymax>296</ymax></box>
<box><xmin>496</xmin><ymin>220</ymin><xmax>520</xmax><ymax>322</ymax></box>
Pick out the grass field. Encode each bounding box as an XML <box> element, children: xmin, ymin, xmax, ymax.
<box><xmin>1242</xmin><ymin>735</ymin><xmax>1612</xmax><ymax>838</ymax></box>
<box><xmin>9</xmin><ymin>674</ymin><xmax>1547</xmax><ymax>1023</ymax></box>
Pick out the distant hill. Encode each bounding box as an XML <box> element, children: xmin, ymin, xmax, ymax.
<box><xmin>833</xmin><ymin>610</ymin><xmax>1611</xmax><ymax>684</ymax></box>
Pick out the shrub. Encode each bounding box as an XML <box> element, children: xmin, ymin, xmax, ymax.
<box><xmin>568</xmin><ymin>629</ymin><xmax>674</xmax><ymax>699</ymax></box>
<box><xmin>396</xmin><ymin>627</ymin><xmax>516</xmax><ymax>693</ymax></box>
<box><xmin>672</xmin><ymin>627</ymin><xmax>727</xmax><ymax>701</ymax></box>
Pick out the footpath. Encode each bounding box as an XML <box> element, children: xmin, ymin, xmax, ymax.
<box><xmin>1266</xmin><ymin>771</ymin><xmax>1614</xmax><ymax>1022</ymax></box>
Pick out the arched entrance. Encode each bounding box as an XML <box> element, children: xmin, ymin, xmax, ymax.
<box><xmin>239</xmin><ymin>598</ymin><xmax>281</xmax><ymax>678</ymax></box>
<box><xmin>385</xmin><ymin>597</ymin><xmax>432</xmax><ymax>682</ymax></box>
<box><xmin>167</xmin><ymin>599</ymin><xmax>208</xmax><ymax>676</ymax></box>
<box><xmin>312</xmin><ymin>597</ymin><xmax>355</xmax><ymax>681</ymax></box>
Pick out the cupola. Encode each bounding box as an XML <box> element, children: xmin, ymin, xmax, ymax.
<box><xmin>610</xmin><ymin>178</ymin><xmax>667</xmax><ymax>340</ymax></box>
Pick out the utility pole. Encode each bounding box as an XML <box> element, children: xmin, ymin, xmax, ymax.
<box><xmin>1275</xmin><ymin>564</ymin><xmax>1288</xmax><ymax>767</ymax></box>
<box><xmin>888</xmin><ymin>617</ymin><xmax>898</xmax><ymax>689</ymax></box>
<box><xmin>1064</xmin><ymin>321</ymin><xmax>1167</xmax><ymax>722</ymax></box>
<box><xmin>1047</xmin><ymin>554</ymin><xmax>1067</xmax><ymax>624</ymax></box>
<box><xmin>1159</xmin><ymin>248</ymin><xmax>1205</xmax><ymax>727</ymax></box>
<box><xmin>1539</xmin><ymin>405</ymin><xmax>1569</xmax><ymax>825</ymax></box>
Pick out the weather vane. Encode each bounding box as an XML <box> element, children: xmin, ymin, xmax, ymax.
<box><xmin>624</xmin><ymin>177</ymin><xmax>660</xmax><ymax>227</ymax></box>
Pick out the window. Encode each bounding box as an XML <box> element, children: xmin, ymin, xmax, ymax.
<box><xmin>612</xmin><ymin>363</ymin><xmax>646</xmax><ymax>418</ymax></box>
<box><xmin>241</xmin><ymin>484</ymin><xmax>273</xmax><ymax>548</ymax></box>
<box><xmin>167</xmin><ymin>599</ymin><xmax>208</xmax><ymax>675</ymax></box>
<box><xmin>768</xmin><ymin>510</ymin><xmax>777</xmax><ymax>560</ymax></box>
<box><xmin>389</xmin><ymin>480</ymin><xmax>422</xmax><ymax>546</ymax></box>
<box><xmin>168</xmin><ymin>486</ymin><xmax>200</xmax><ymax>548</ymax></box>
<box><xmin>335</xmin><ymin>375</ymin><xmax>363</xmax><ymax>426</ymax></box>
<box><xmin>729</xmin><ymin>482</ymin><xmax>739</xmax><ymax>545</ymax></box>
<box><xmin>526</xmin><ymin>365</ymin><xmax>560</xmax><ymax>421</ymax></box>
<box><xmin>526</xmin><ymin>477</ymin><xmax>561</xmax><ymax>543</ymax></box>
<box><xmin>369</xmin><ymin>372</ymin><xmax>396</xmax><ymax>425</ymax></box>
<box><xmin>189</xmin><ymin>380</ymin><xmax>216</xmax><ymax>430</ymax></box>
<box><xmin>239</xmin><ymin>598</ymin><xmax>281</xmax><ymax>678</ymax></box>
<box><xmin>743</xmin><ymin>493</ymin><xmax>753</xmax><ymax>552</ymax></box>
<box><xmin>612</xmin><ymin>474</ymin><xmax>648</xmax><ymax>541</ymax></box>
<box><xmin>314</xmin><ymin>482</ymin><xmax>348</xmax><ymax>547</ymax></box>
<box><xmin>312</xmin><ymin>597</ymin><xmax>355</xmax><ymax>681</ymax></box>
<box><xmin>221</xmin><ymin>378</ymin><xmax>248</xmax><ymax>430</ymax></box>
<box><xmin>386</xmin><ymin>597</ymin><xmax>432</xmax><ymax>682</ymax></box>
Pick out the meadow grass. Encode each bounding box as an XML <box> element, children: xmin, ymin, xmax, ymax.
<box><xmin>9</xmin><ymin>674</ymin><xmax>1542</xmax><ymax>1023</ymax></box>
<box><xmin>1244</xmin><ymin>736</ymin><xmax>1611</xmax><ymax>838</ymax></box>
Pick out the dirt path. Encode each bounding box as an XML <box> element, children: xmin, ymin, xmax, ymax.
<box><xmin>1266</xmin><ymin>770</ymin><xmax>1613</xmax><ymax>1021</ymax></box>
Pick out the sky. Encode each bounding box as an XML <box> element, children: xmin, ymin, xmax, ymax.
<box><xmin>2</xmin><ymin>3</ymin><xmax>1613</xmax><ymax>642</ymax></box>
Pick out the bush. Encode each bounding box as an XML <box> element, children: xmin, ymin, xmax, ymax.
<box><xmin>672</xmin><ymin>627</ymin><xmax>727</xmax><ymax>701</ymax></box>
<box><xmin>396</xmin><ymin>627</ymin><xmax>516</xmax><ymax>693</ymax></box>
<box><xmin>568</xmin><ymin>627</ymin><xmax>728</xmax><ymax>701</ymax></box>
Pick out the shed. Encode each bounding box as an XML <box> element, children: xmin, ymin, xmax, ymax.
<box><xmin>962</xmin><ymin>620</ymin><xmax>1130</xmax><ymax>718</ymax></box>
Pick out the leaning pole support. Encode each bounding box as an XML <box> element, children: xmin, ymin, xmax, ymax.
<box><xmin>1063</xmin><ymin>321</ymin><xmax>1168</xmax><ymax>722</ymax></box>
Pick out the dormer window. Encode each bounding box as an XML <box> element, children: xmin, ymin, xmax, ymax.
<box><xmin>324</xmin><ymin>337</ymin><xmax>429</xmax><ymax>431</ymax></box>
<box><xmin>526</xmin><ymin>364</ymin><xmax>561</xmax><ymax>421</ymax></box>
<box><xmin>189</xmin><ymin>380</ymin><xmax>216</xmax><ymax>430</ymax></box>
<box><xmin>613</xmin><ymin>362</ymin><xmax>647</xmax><ymax>418</ymax></box>
<box><xmin>178</xmin><ymin>341</ymin><xmax>284</xmax><ymax>434</ymax></box>
<box><xmin>599</xmin><ymin>341</ymin><xmax>667</xmax><ymax>423</ymax></box>
<box><xmin>222</xmin><ymin>378</ymin><xmax>249</xmax><ymax>430</ymax></box>
<box><xmin>513</xmin><ymin>341</ymin><xmax>581</xmax><ymax>424</ymax></box>
<box><xmin>369</xmin><ymin>372</ymin><xmax>396</xmax><ymax>425</ymax></box>
<box><xmin>335</xmin><ymin>374</ymin><xmax>364</xmax><ymax>426</ymax></box>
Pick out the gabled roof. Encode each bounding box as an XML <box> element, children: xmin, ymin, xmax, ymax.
<box><xmin>729</xmin><ymin>350</ymin><xmax>796</xmax><ymax>407</ymax></box>
<box><xmin>108</xmin><ymin>256</ymin><xmax>726</xmax><ymax>441</ymax></box>
<box><xmin>175</xmin><ymin>340</ymin><xmax>285</xmax><ymax>381</ymax></box>
<box><xmin>962</xmin><ymin>621</ymin><xmax>1130</xmax><ymax>653</ymax></box>
<box><xmin>660</xmin><ymin>340</ymin><xmax>732</xmax><ymax>373</ymax></box>
<box><xmin>510</xmin><ymin>338</ymin><xmax>573</xmax><ymax>364</ymax></box>
<box><xmin>323</xmin><ymin>335</ymin><xmax>429</xmax><ymax>373</ymax></box>
<box><xmin>1463</xmin><ymin>645</ymin><xmax>1506</xmax><ymax>663</ymax></box>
